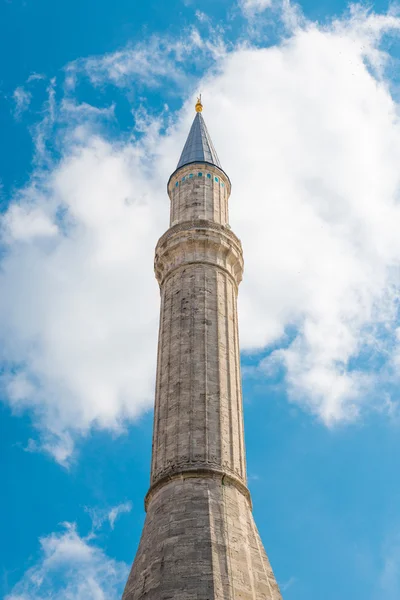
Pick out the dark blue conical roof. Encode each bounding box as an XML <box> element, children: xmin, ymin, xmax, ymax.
<box><xmin>177</xmin><ymin>112</ymin><xmax>221</xmax><ymax>170</ymax></box>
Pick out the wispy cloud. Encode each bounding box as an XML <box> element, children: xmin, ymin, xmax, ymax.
<box><xmin>248</xmin><ymin>473</ymin><xmax>261</xmax><ymax>482</ymax></box>
<box><xmin>27</xmin><ymin>73</ymin><xmax>46</xmax><ymax>83</ymax></box>
<box><xmin>85</xmin><ymin>502</ymin><xmax>133</xmax><ymax>532</ymax></box>
<box><xmin>12</xmin><ymin>86</ymin><xmax>31</xmax><ymax>119</ymax></box>
<box><xmin>108</xmin><ymin>502</ymin><xmax>132</xmax><ymax>530</ymax></box>
<box><xmin>65</xmin><ymin>27</ymin><xmax>227</xmax><ymax>92</ymax></box>
<box><xmin>239</xmin><ymin>0</ymin><xmax>272</xmax><ymax>18</ymax></box>
<box><xmin>5</xmin><ymin>523</ymin><xmax>128</xmax><ymax>600</ymax></box>
<box><xmin>280</xmin><ymin>576</ymin><xmax>297</xmax><ymax>591</ymax></box>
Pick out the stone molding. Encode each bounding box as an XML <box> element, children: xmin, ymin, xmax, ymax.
<box><xmin>151</xmin><ymin>455</ymin><xmax>247</xmax><ymax>488</ymax></box>
<box><xmin>154</xmin><ymin>219</ymin><xmax>244</xmax><ymax>287</ymax></box>
<box><xmin>144</xmin><ymin>467</ymin><xmax>252</xmax><ymax>512</ymax></box>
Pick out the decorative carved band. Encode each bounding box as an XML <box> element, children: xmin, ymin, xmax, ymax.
<box><xmin>151</xmin><ymin>457</ymin><xmax>246</xmax><ymax>486</ymax></box>
<box><xmin>154</xmin><ymin>220</ymin><xmax>244</xmax><ymax>286</ymax></box>
<box><xmin>157</xmin><ymin>219</ymin><xmax>241</xmax><ymax>248</ymax></box>
<box><xmin>144</xmin><ymin>467</ymin><xmax>252</xmax><ymax>512</ymax></box>
<box><xmin>156</xmin><ymin>260</ymin><xmax>241</xmax><ymax>291</ymax></box>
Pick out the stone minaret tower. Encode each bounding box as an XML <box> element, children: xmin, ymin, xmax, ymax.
<box><xmin>122</xmin><ymin>99</ymin><xmax>282</xmax><ymax>600</ymax></box>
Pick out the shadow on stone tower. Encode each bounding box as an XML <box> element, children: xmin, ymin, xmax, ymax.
<box><xmin>122</xmin><ymin>98</ymin><xmax>283</xmax><ymax>600</ymax></box>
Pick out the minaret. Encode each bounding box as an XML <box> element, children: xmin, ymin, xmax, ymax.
<box><xmin>122</xmin><ymin>99</ymin><xmax>282</xmax><ymax>600</ymax></box>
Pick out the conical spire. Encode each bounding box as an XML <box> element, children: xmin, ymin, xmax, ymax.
<box><xmin>176</xmin><ymin>98</ymin><xmax>222</xmax><ymax>170</ymax></box>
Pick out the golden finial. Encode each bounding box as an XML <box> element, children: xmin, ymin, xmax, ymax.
<box><xmin>195</xmin><ymin>94</ymin><xmax>203</xmax><ymax>113</ymax></box>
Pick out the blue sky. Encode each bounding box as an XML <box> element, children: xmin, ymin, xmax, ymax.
<box><xmin>2</xmin><ymin>0</ymin><xmax>400</xmax><ymax>598</ymax></box>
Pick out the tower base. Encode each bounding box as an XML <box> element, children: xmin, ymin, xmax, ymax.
<box><xmin>123</xmin><ymin>474</ymin><xmax>282</xmax><ymax>600</ymax></box>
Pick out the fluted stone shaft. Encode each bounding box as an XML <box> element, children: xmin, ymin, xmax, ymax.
<box><xmin>151</xmin><ymin>163</ymin><xmax>245</xmax><ymax>487</ymax></box>
<box><xmin>122</xmin><ymin>162</ymin><xmax>282</xmax><ymax>599</ymax></box>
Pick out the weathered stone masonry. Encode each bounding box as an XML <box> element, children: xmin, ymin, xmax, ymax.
<box><xmin>122</xmin><ymin>105</ymin><xmax>283</xmax><ymax>600</ymax></box>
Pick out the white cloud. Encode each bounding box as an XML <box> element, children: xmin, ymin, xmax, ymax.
<box><xmin>3</xmin><ymin>204</ymin><xmax>58</xmax><ymax>241</ymax></box>
<box><xmin>60</xmin><ymin>100</ymin><xmax>116</xmax><ymax>120</ymax></box>
<box><xmin>5</xmin><ymin>523</ymin><xmax>128</xmax><ymax>600</ymax></box>
<box><xmin>85</xmin><ymin>502</ymin><xmax>132</xmax><ymax>531</ymax></box>
<box><xmin>4</xmin><ymin>5</ymin><xmax>400</xmax><ymax>460</ymax></box>
<box><xmin>221</xmin><ymin>10</ymin><xmax>400</xmax><ymax>424</ymax></box>
<box><xmin>280</xmin><ymin>576</ymin><xmax>297</xmax><ymax>591</ymax></box>
<box><xmin>31</xmin><ymin>77</ymin><xmax>57</xmax><ymax>159</ymax></box>
<box><xmin>195</xmin><ymin>10</ymin><xmax>209</xmax><ymax>23</ymax></box>
<box><xmin>0</xmin><ymin>133</ymin><xmax>165</xmax><ymax>463</ymax></box>
<box><xmin>13</xmin><ymin>86</ymin><xmax>31</xmax><ymax>118</ymax></box>
<box><xmin>108</xmin><ymin>502</ymin><xmax>132</xmax><ymax>530</ymax></box>
<box><xmin>239</xmin><ymin>0</ymin><xmax>272</xmax><ymax>18</ymax></box>
<box><xmin>65</xmin><ymin>27</ymin><xmax>226</xmax><ymax>91</ymax></box>
<box><xmin>27</xmin><ymin>73</ymin><xmax>46</xmax><ymax>83</ymax></box>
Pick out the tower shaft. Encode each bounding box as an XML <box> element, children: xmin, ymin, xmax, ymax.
<box><xmin>152</xmin><ymin>163</ymin><xmax>245</xmax><ymax>487</ymax></box>
<box><xmin>122</xmin><ymin>110</ymin><xmax>282</xmax><ymax>600</ymax></box>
